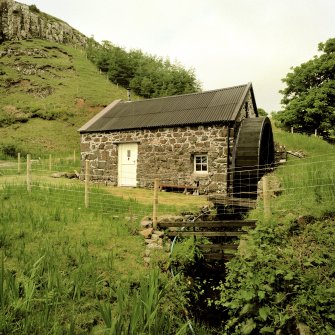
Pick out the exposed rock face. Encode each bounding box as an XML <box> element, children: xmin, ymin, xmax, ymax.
<box><xmin>0</xmin><ymin>0</ymin><xmax>87</xmax><ymax>46</ymax></box>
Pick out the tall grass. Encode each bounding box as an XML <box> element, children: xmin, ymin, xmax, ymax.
<box><xmin>97</xmin><ymin>270</ymin><xmax>189</xmax><ymax>334</ymax></box>
<box><xmin>0</xmin><ymin>182</ymin><xmax>200</xmax><ymax>333</ymax></box>
<box><xmin>269</xmin><ymin>129</ymin><xmax>335</xmax><ymax>217</ymax></box>
<box><xmin>274</xmin><ymin>129</ymin><xmax>333</xmax><ymax>156</ymax></box>
<box><xmin>0</xmin><ymin>184</ymin><xmax>140</xmax><ymax>333</ymax></box>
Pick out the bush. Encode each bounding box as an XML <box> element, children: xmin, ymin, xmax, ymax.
<box><xmin>29</xmin><ymin>4</ymin><xmax>40</xmax><ymax>13</ymax></box>
<box><xmin>0</xmin><ymin>142</ymin><xmax>26</xmax><ymax>158</ymax></box>
<box><xmin>216</xmin><ymin>214</ymin><xmax>335</xmax><ymax>335</ymax></box>
<box><xmin>0</xmin><ymin>105</ymin><xmax>30</xmax><ymax>127</ymax></box>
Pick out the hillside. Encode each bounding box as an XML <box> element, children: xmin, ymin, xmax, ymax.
<box><xmin>0</xmin><ymin>0</ymin><xmax>132</xmax><ymax>157</ymax></box>
<box><xmin>0</xmin><ymin>38</ymin><xmax>130</xmax><ymax>156</ymax></box>
<box><xmin>0</xmin><ymin>0</ymin><xmax>200</xmax><ymax>158</ymax></box>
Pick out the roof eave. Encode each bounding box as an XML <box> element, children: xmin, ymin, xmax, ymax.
<box><xmin>249</xmin><ymin>84</ymin><xmax>258</xmax><ymax>116</ymax></box>
<box><xmin>80</xmin><ymin>120</ymin><xmax>234</xmax><ymax>133</ymax></box>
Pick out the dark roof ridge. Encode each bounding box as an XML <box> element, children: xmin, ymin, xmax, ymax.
<box><xmin>120</xmin><ymin>82</ymin><xmax>250</xmax><ymax>104</ymax></box>
<box><xmin>101</xmin><ymin>102</ymin><xmax>239</xmax><ymax>120</ymax></box>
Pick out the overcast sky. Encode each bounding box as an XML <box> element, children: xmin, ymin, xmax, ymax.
<box><xmin>21</xmin><ymin>0</ymin><xmax>335</xmax><ymax>112</ymax></box>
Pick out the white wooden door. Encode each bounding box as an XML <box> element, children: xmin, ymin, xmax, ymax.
<box><xmin>118</xmin><ymin>143</ymin><xmax>138</xmax><ymax>186</ymax></box>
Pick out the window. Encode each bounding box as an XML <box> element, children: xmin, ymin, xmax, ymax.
<box><xmin>194</xmin><ymin>155</ymin><xmax>208</xmax><ymax>173</ymax></box>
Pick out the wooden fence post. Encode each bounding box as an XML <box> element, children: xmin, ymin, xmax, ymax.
<box><xmin>18</xmin><ymin>152</ymin><xmax>21</xmax><ymax>174</ymax></box>
<box><xmin>49</xmin><ymin>154</ymin><xmax>52</xmax><ymax>172</ymax></box>
<box><xmin>314</xmin><ymin>129</ymin><xmax>317</xmax><ymax>137</ymax></box>
<box><xmin>291</xmin><ymin>127</ymin><xmax>294</xmax><ymax>134</ymax></box>
<box><xmin>263</xmin><ymin>176</ymin><xmax>271</xmax><ymax>220</ymax></box>
<box><xmin>85</xmin><ymin>159</ymin><xmax>90</xmax><ymax>208</ymax></box>
<box><xmin>152</xmin><ymin>178</ymin><xmax>159</xmax><ymax>229</ymax></box>
<box><xmin>26</xmin><ymin>154</ymin><xmax>31</xmax><ymax>193</ymax></box>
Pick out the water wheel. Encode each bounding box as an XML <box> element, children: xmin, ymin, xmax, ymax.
<box><xmin>232</xmin><ymin>117</ymin><xmax>274</xmax><ymax>198</ymax></box>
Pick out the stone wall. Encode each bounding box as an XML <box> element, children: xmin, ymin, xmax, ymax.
<box><xmin>237</xmin><ymin>90</ymin><xmax>257</xmax><ymax>122</ymax></box>
<box><xmin>81</xmin><ymin>123</ymin><xmax>233</xmax><ymax>194</ymax></box>
<box><xmin>0</xmin><ymin>0</ymin><xmax>87</xmax><ymax>46</ymax></box>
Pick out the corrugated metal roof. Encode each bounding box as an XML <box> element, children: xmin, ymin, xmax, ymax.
<box><xmin>79</xmin><ymin>83</ymin><xmax>254</xmax><ymax>133</ymax></box>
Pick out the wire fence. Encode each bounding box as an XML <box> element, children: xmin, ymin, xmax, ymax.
<box><xmin>285</xmin><ymin>126</ymin><xmax>334</xmax><ymax>140</ymax></box>
<box><xmin>0</xmin><ymin>152</ymin><xmax>334</xmax><ymax>221</ymax></box>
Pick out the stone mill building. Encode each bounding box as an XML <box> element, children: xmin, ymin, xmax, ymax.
<box><xmin>79</xmin><ymin>82</ymin><xmax>274</xmax><ymax>197</ymax></box>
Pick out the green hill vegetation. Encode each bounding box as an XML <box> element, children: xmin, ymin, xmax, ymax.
<box><xmin>86</xmin><ymin>39</ymin><xmax>201</xmax><ymax>98</ymax></box>
<box><xmin>0</xmin><ymin>39</ymin><xmax>129</xmax><ymax>157</ymax></box>
<box><xmin>0</xmin><ymin>36</ymin><xmax>201</xmax><ymax>158</ymax></box>
<box><xmin>0</xmin><ymin>1</ymin><xmax>201</xmax><ymax>159</ymax></box>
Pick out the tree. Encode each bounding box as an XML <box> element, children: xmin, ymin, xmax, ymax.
<box><xmin>257</xmin><ymin>108</ymin><xmax>267</xmax><ymax>117</ymax></box>
<box><xmin>275</xmin><ymin>38</ymin><xmax>335</xmax><ymax>140</ymax></box>
<box><xmin>86</xmin><ymin>40</ymin><xmax>201</xmax><ymax>99</ymax></box>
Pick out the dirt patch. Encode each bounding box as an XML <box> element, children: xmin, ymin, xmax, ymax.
<box><xmin>75</xmin><ymin>98</ymin><xmax>85</xmax><ymax>108</ymax></box>
<box><xmin>1</xmin><ymin>78</ymin><xmax>31</xmax><ymax>89</ymax></box>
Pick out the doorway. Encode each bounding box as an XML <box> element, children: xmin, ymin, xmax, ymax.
<box><xmin>118</xmin><ymin>143</ymin><xmax>138</xmax><ymax>186</ymax></box>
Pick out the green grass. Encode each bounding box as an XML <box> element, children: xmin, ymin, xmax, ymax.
<box><xmin>0</xmin><ymin>156</ymin><xmax>210</xmax><ymax>334</ymax></box>
<box><xmin>273</xmin><ymin>126</ymin><xmax>334</xmax><ymax>157</ymax></box>
<box><xmin>268</xmin><ymin>127</ymin><xmax>335</xmax><ymax>217</ymax></box>
<box><xmin>0</xmin><ymin>182</ymin><xmax>198</xmax><ymax>334</ymax></box>
<box><xmin>0</xmin><ymin>39</ymin><xmax>133</xmax><ymax>156</ymax></box>
<box><xmin>0</xmin><ymin>184</ymin><xmax>141</xmax><ymax>333</ymax></box>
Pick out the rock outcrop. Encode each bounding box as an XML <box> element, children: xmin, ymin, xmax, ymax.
<box><xmin>0</xmin><ymin>0</ymin><xmax>87</xmax><ymax>46</ymax></box>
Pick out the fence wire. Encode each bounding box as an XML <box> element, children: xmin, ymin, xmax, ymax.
<box><xmin>1</xmin><ymin>153</ymin><xmax>334</xmax><ymax>219</ymax></box>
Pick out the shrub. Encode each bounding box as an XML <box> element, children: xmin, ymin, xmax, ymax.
<box><xmin>0</xmin><ymin>105</ymin><xmax>30</xmax><ymax>127</ymax></box>
<box><xmin>32</xmin><ymin>108</ymin><xmax>64</xmax><ymax>120</ymax></box>
<box><xmin>217</xmin><ymin>215</ymin><xmax>335</xmax><ymax>334</ymax></box>
<box><xmin>0</xmin><ymin>141</ymin><xmax>26</xmax><ymax>158</ymax></box>
<box><xmin>29</xmin><ymin>4</ymin><xmax>40</xmax><ymax>13</ymax></box>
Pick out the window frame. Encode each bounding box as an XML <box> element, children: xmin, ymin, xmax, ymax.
<box><xmin>194</xmin><ymin>154</ymin><xmax>208</xmax><ymax>174</ymax></box>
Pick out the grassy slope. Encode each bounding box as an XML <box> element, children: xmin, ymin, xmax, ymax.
<box><xmin>0</xmin><ymin>39</ymin><xmax>130</xmax><ymax>156</ymax></box>
<box><xmin>271</xmin><ymin>127</ymin><xmax>335</xmax><ymax>217</ymax></box>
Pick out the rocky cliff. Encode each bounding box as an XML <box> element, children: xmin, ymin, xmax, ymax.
<box><xmin>0</xmin><ymin>0</ymin><xmax>87</xmax><ymax>46</ymax></box>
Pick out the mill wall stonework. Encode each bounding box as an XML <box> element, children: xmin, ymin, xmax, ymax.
<box><xmin>81</xmin><ymin>123</ymin><xmax>232</xmax><ymax>194</ymax></box>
